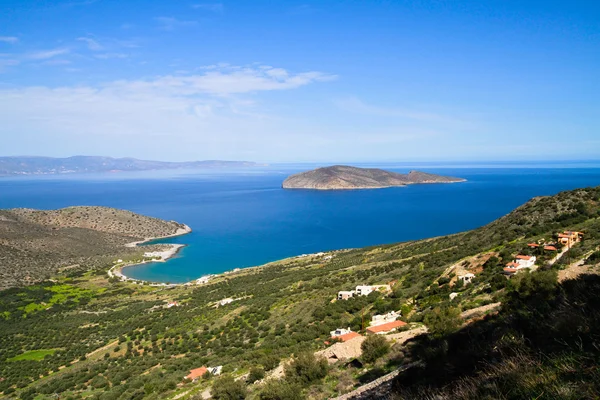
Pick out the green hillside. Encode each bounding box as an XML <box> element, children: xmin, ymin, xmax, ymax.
<box><xmin>0</xmin><ymin>186</ymin><xmax>599</xmax><ymax>400</ymax></box>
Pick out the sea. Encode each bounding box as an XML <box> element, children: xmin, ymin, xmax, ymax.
<box><xmin>2</xmin><ymin>162</ymin><xmax>600</xmax><ymax>283</ymax></box>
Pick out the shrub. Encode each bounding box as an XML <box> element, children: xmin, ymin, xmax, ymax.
<box><xmin>211</xmin><ymin>375</ymin><xmax>247</xmax><ymax>400</ymax></box>
<box><xmin>247</xmin><ymin>366</ymin><xmax>265</xmax><ymax>384</ymax></box>
<box><xmin>259</xmin><ymin>379</ymin><xmax>303</xmax><ymax>400</ymax></box>
<box><xmin>284</xmin><ymin>352</ymin><xmax>328</xmax><ymax>385</ymax></box>
<box><xmin>361</xmin><ymin>334</ymin><xmax>390</xmax><ymax>363</ymax></box>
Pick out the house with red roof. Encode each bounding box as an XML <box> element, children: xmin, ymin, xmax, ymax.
<box><xmin>366</xmin><ymin>320</ymin><xmax>407</xmax><ymax>335</ymax></box>
<box><xmin>185</xmin><ymin>366</ymin><xmax>208</xmax><ymax>382</ymax></box>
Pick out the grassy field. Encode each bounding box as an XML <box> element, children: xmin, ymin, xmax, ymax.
<box><xmin>7</xmin><ymin>349</ymin><xmax>58</xmax><ymax>362</ymax></box>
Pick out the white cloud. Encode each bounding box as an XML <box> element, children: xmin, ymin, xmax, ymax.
<box><xmin>192</xmin><ymin>3</ymin><xmax>224</xmax><ymax>13</ymax></box>
<box><xmin>0</xmin><ymin>36</ymin><xmax>18</xmax><ymax>44</ymax></box>
<box><xmin>0</xmin><ymin>65</ymin><xmax>336</xmax><ymax>160</ymax></box>
<box><xmin>77</xmin><ymin>37</ymin><xmax>103</xmax><ymax>51</ymax></box>
<box><xmin>27</xmin><ymin>48</ymin><xmax>70</xmax><ymax>60</ymax></box>
<box><xmin>155</xmin><ymin>17</ymin><xmax>198</xmax><ymax>31</ymax></box>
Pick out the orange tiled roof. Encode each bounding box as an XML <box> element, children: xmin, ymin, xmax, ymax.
<box><xmin>506</xmin><ymin>262</ymin><xmax>520</xmax><ymax>268</ymax></box>
<box><xmin>334</xmin><ymin>332</ymin><xmax>362</xmax><ymax>342</ymax></box>
<box><xmin>516</xmin><ymin>255</ymin><xmax>532</xmax><ymax>260</ymax></box>
<box><xmin>544</xmin><ymin>245</ymin><xmax>557</xmax><ymax>251</ymax></box>
<box><xmin>503</xmin><ymin>267</ymin><xmax>518</xmax><ymax>274</ymax></box>
<box><xmin>186</xmin><ymin>367</ymin><xmax>208</xmax><ymax>380</ymax></box>
<box><xmin>366</xmin><ymin>320</ymin><xmax>407</xmax><ymax>334</ymax></box>
<box><xmin>527</xmin><ymin>243</ymin><xmax>539</xmax><ymax>247</ymax></box>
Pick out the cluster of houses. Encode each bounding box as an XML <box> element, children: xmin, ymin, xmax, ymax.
<box><xmin>337</xmin><ymin>284</ymin><xmax>391</xmax><ymax>300</ymax></box>
<box><xmin>503</xmin><ymin>254</ymin><xmax>537</xmax><ymax>276</ymax></box>
<box><xmin>185</xmin><ymin>365</ymin><xmax>223</xmax><ymax>382</ymax></box>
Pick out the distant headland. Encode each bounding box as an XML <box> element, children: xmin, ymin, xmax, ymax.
<box><xmin>282</xmin><ymin>165</ymin><xmax>466</xmax><ymax>190</ymax></box>
<box><xmin>0</xmin><ymin>156</ymin><xmax>266</xmax><ymax>176</ymax></box>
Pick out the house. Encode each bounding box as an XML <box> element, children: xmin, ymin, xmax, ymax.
<box><xmin>355</xmin><ymin>285</ymin><xmax>391</xmax><ymax>296</ymax></box>
<box><xmin>337</xmin><ymin>291</ymin><xmax>355</xmax><ymax>300</ymax></box>
<box><xmin>185</xmin><ymin>366</ymin><xmax>208</xmax><ymax>382</ymax></box>
<box><xmin>458</xmin><ymin>273</ymin><xmax>475</xmax><ymax>284</ymax></box>
<box><xmin>449</xmin><ymin>292</ymin><xmax>459</xmax><ymax>300</ymax></box>
<box><xmin>366</xmin><ymin>320</ymin><xmax>407</xmax><ymax>335</ymax></box>
<box><xmin>515</xmin><ymin>255</ymin><xmax>536</xmax><ymax>268</ymax></box>
<box><xmin>371</xmin><ymin>311</ymin><xmax>400</xmax><ymax>326</ymax></box>
<box><xmin>317</xmin><ymin>335</ymin><xmax>365</xmax><ymax>364</ymax></box>
<box><xmin>219</xmin><ymin>298</ymin><xmax>234</xmax><ymax>306</ymax></box>
<box><xmin>166</xmin><ymin>301</ymin><xmax>179</xmax><ymax>308</ymax></box>
<box><xmin>208</xmin><ymin>366</ymin><xmax>222</xmax><ymax>376</ymax></box>
<box><xmin>504</xmin><ymin>255</ymin><xmax>537</xmax><ymax>275</ymax></box>
<box><xmin>544</xmin><ymin>245</ymin><xmax>558</xmax><ymax>251</ymax></box>
<box><xmin>558</xmin><ymin>231</ymin><xmax>583</xmax><ymax>247</ymax></box>
<box><xmin>527</xmin><ymin>243</ymin><xmax>539</xmax><ymax>248</ymax></box>
<box><xmin>330</xmin><ymin>327</ymin><xmax>353</xmax><ymax>338</ymax></box>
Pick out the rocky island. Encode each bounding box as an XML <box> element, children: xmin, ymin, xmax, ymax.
<box><xmin>282</xmin><ymin>165</ymin><xmax>465</xmax><ymax>190</ymax></box>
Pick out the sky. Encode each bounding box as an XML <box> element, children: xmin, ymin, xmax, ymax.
<box><xmin>0</xmin><ymin>0</ymin><xmax>599</xmax><ymax>163</ymax></box>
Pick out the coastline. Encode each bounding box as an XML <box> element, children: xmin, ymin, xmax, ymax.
<box><xmin>109</xmin><ymin>224</ymin><xmax>194</xmax><ymax>286</ymax></box>
<box><xmin>282</xmin><ymin>179</ymin><xmax>467</xmax><ymax>190</ymax></box>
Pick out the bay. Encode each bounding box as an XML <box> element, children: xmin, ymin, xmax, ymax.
<box><xmin>1</xmin><ymin>164</ymin><xmax>599</xmax><ymax>283</ymax></box>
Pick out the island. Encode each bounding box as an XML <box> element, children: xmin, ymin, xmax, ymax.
<box><xmin>282</xmin><ymin>165</ymin><xmax>466</xmax><ymax>190</ymax></box>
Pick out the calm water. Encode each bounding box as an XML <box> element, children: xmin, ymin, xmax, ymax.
<box><xmin>2</xmin><ymin>165</ymin><xmax>600</xmax><ymax>283</ymax></box>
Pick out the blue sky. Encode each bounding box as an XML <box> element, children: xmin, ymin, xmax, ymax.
<box><xmin>0</xmin><ymin>0</ymin><xmax>598</xmax><ymax>162</ymax></box>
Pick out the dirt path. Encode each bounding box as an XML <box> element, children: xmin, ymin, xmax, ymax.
<box><xmin>558</xmin><ymin>250</ymin><xmax>599</xmax><ymax>282</ymax></box>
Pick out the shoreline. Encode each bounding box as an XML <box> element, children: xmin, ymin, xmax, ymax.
<box><xmin>109</xmin><ymin>224</ymin><xmax>195</xmax><ymax>286</ymax></box>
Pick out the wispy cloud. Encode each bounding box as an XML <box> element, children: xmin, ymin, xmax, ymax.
<box><xmin>0</xmin><ymin>36</ymin><xmax>19</xmax><ymax>44</ymax></box>
<box><xmin>77</xmin><ymin>37</ymin><xmax>103</xmax><ymax>51</ymax></box>
<box><xmin>0</xmin><ymin>64</ymin><xmax>336</xmax><ymax>159</ymax></box>
<box><xmin>94</xmin><ymin>53</ymin><xmax>128</xmax><ymax>59</ymax></box>
<box><xmin>191</xmin><ymin>3</ymin><xmax>224</xmax><ymax>13</ymax></box>
<box><xmin>27</xmin><ymin>48</ymin><xmax>70</xmax><ymax>60</ymax></box>
<box><xmin>62</xmin><ymin>0</ymin><xmax>98</xmax><ymax>7</ymax></box>
<box><xmin>155</xmin><ymin>17</ymin><xmax>198</xmax><ymax>31</ymax></box>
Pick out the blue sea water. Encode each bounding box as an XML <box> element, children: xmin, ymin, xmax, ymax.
<box><xmin>1</xmin><ymin>164</ymin><xmax>600</xmax><ymax>283</ymax></box>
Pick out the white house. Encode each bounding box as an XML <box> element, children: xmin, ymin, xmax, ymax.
<box><xmin>330</xmin><ymin>327</ymin><xmax>352</xmax><ymax>337</ymax></box>
<box><xmin>219</xmin><ymin>298</ymin><xmax>234</xmax><ymax>306</ymax></box>
<box><xmin>208</xmin><ymin>366</ymin><xmax>222</xmax><ymax>376</ymax></box>
<box><xmin>515</xmin><ymin>255</ymin><xmax>536</xmax><ymax>268</ymax></box>
<box><xmin>355</xmin><ymin>285</ymin><xmax>391</xmax><ymax>296</ymax></box>
<box><xmin>458</xmin><ymin>273</ymin><xmax>475</xmax><ymax>284</ymax></box>
<box><xmin>337</xmin><ymin>291</ymin><xmax>355</xmax><ymax>300</ymax></box>
<box><xmin>371</xmin><ymin>311</ymin><xmax>400</xmax><ymax>326</ymax></box>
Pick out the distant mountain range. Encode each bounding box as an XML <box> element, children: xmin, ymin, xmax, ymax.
<box><xmin>282</xmin><ymin>165</ymin><xmax>466</xmax><ymax>190</ymax></box>
<box><xmin>0</xmin><ymin>156</ymin><xmax>266</xmax><ymax>176</ymax></box>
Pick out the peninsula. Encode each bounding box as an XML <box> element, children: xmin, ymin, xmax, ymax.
<box><xmin>0</xmin><ymin>156</ymin><xmax>266</xmax><ymax>176</ymax></box>
<box><xmin>0</xmin><ymin>206</ymin><xmax>190</xmax><ymax>289</ymax></box>
<box><xmin>282</xmin><ymin>165</ymin><xmax>465</xmax><ymax>190</ymax></box>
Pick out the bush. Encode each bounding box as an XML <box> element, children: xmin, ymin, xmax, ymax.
<box><xmin>211</xmin><ymin>375</ymin><xmax>247</xmax><ymax>400</ymax></box>
<box><xmin>423</xmin><ymin>306</ymin><xmax>461</xmax><ymax>337</ymax></box>
<box><xmin>284</xmin><ymin>352</ymin><xmax>328</xmax><ymax>385</ymax></box>
<box><xmin>247</xmin><ymin>366</ymin><xmax>265</xmax><ymax>384</ymax></box>
<box><xmin>259</xmin><ymin>379</ymin><xmax>303</xmax><ymax>400</ymax></box>
<box><xmin>361</xmin><ymin>335</ymin><xmax>390</xmax><ymax>363</ymax></box>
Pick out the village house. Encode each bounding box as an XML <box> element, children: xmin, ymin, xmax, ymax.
<box><xmin>166</xmin><ymin>301</ymin><xmax>179</xmax><ymax>308</ymax></box>
<box><xmin>504</xmin><ymin>255</ymin><xmax>537</xmax><ymax>275</ymax></box>
<box><xmin>458</xmin><ymin>273</ymin><xmax>475</xmax><ymax>284</ymax></box>
<box><xmin>330</xmin><ymin>328</ymin><xmax>361</xmax><ymax>342</ymax></box>
<box><xmin>558</xmin><ymin>231</ymin><xmax>583</xmax><ymax>247</ymax></box>
<box><xmin>544</xmin><ymin>245</ymin><xmax>558</xmax><ymax>251</ymax></box>
<box><xmin>184</xmin><ymin>365</ymin><xmax>222</xmax><ymax>382</ymax></box>
<box><xmin>371</xmin><ymin>311</ymin><xmax>400</xmax><ymax>326</ymax></box>
<box><xmin>337</xmin><ymin>290</ymin><xmax>355</xmax><ymax>300</ymax></box>
<box><xmin>219</xmin><ymin>298</ymin><xmax>234</xmax><ymax>306</ymax></box>
<box><xmin>366</xmin><ymin>320</ymin><xmax>407</xmax><ymax>335</ymax></box>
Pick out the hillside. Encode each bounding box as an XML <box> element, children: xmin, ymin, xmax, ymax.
<box><xmin>282</xmin><ymin>165</ymin><xmax>465</xmax><ymax>189</ymax></box>
<box><xmin>0</xmin><ymin>206</ymin><xmax>188</xmax><ymax>289</ymax></box>
<box><xmin>0</xmin><ymin>156</ymin><xmax>264</xmax><ymax>176</ymax></box>
<box><xmin>0</xmin><ymin>186</ymin><xmax>599</xmax><ymax>399</ymax></box>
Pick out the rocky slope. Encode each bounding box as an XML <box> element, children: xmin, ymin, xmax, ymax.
<box><xmin>282</xmin><ymin>165</ymin><xmax>465</xmax><ymax>190</ymax></box>
<box><xmin>0</xmin><ymin>206</ymin><xmax>188</xmax><ymax>289</ymax></box>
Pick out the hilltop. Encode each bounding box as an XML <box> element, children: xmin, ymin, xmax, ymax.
<box><xmin>0</xmin><ymin>156</ymin><xmax>265</xmax><ymax>176</ymax></box>
<box><xmin>282</xmin><ymin>165</ymin><xmax>465</xmax><ymax>190</ymax></box>
<box><xmin>0</xmin><ymin>206</ymin><xmax>189</xmax><ymax>289</ymax></box>
<box><xmin>0</xmin><ymin>186</ymin><xmax>599</xmax><ymax>399</ymax></box>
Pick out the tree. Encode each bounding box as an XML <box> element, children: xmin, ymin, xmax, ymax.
<box><xmin>284</xmin><ymin>352</ymin><xmax>328</xmax><ymax>385</ymax></box>
<box><xmin>211</xmin><ymin>375</ymin><xmax>247</xmax><ymax>400</ymax></box>
<box><xmin>361</xmin><ymin>334</ymin><xmax>390</xmax><ymax>363</ymax></box>
<box><xmin>259</xmin><ymin>379</ymin><xmax>303</xmax><ymax>400</ymax></box>
<box><xmin>247</xmin><ymin>366</ymin><xmax>265</xmax><ymax>384</ymax></box>
<box><xmin>423</xmin><ymin>306</ymin><xmax>461</xmax><ymax>337</ymax></box>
